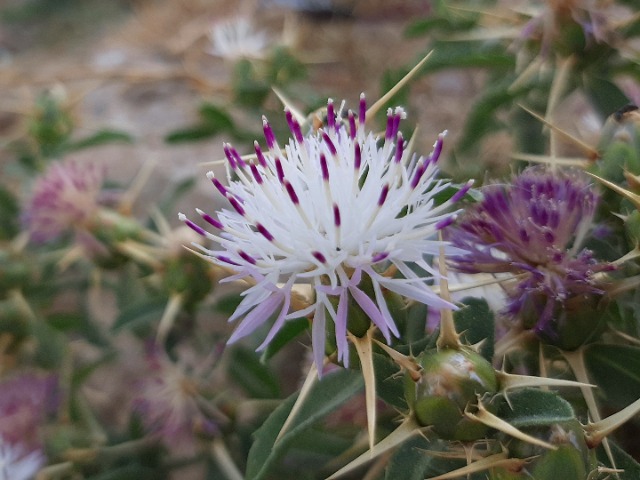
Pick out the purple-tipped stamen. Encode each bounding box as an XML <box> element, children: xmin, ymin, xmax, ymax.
<box><xmin>378</xmin><ymin>184</ymin><xmax>390</xmax><ymax>206</ymax></box>
<box><xmin>238</xmin><ymin>250</ymin><xmax>257</xmax><ymax>265</ymax></box>
<box><xmin>228</xmin><ymin>196</ymin><xmax>246</xmax><ymax>216</ymax></box>
<box><xmin>197</xmin><ymin>209</ymin><xmax>224</xmax><ymax>230</ymax></box>
<box><xmin>286</xmin><ymin>110</ymin><xmax>304</xmax><ymax>144</ymax></box>
<box><xmin>333</xmin><ymin>203</ymin><xmax>341</xmax><ymax>227</ymax></box>
<box><xmin>262</xmin><ymin>117</ymin><xmax>277</xmax><ymax>149</ymax></box>
<box><xmin>450</xmin><ymin>180</ymin><xmax>474</xmax><ymax>203</ymax></box>
<box><xmin>394</xmin><ymin>133</ymin><xmax>404</xmax><ymax>164</ymax></box>
<box><xmin>385</xmin><ymin>109</ymin><xmax>394</xmax><ymax>140</ymax></box>
<box><xmin>372</xmin><ymin>252</ymin><xmax>389</xmax><ymax>263</ymax></box>
<box><xmin>179</xmin><ymin>213</ymin><xmax>207</xmax><ymax>237</ymax></box>
<box><xmin>348</xmin><ymin>110</ymin><xmax>357</xmax><ymax>140</ymax></box>
<box><xmin>432</xmin><ymin>132</ymin><xmax>445</xmax><ymax>163</ymax></box>
<box><xmin>215</xmin><ymin>255</ymin><xmax>239</xmax><ymax>266</ymax></box>
<box><xmin>284</xmin><ymin>181</ymin><xmax>300</xmax><ymax>205</ymax></box>
<box><xmin>327</xmin><ymin>99</ymin><xmax>336</xmax><ymax>131</ymax></box>
<box><xmin>322</xmin><ymin>131</ymin><xmax>337</xmax><ymax>156</ymax></box>
<box><xmin>207</xmin><ymin>173</ymin><xmax>228</xmax><ymax>196</ymax></box>
<box><xmin>229</xmin><ymin>145</ymin><xmax>247</xmax><ymax>169</ymax></box>
<box><xmin>435</xmin><ymin>215</ymin><xmax>456</xmax><ymax>230</ymax></box>
<box><xmin>354</xmin><ymin>143</ymin><xmax>362</xmax><ymax>171</ymax></box>
<box><xmin>320</xmin><ymin>154</ymin><xmax>329</xmax><ymax>181</ymax></box>
<box><xmin>256</xmin><ymin>223</ymin><xmax>274</xmax><ymax>241</ymax></box>
<box><xmin>254</xmin><ymin>141</ymin><xmax>267</xmax><ymax>167</ymax></box>
<box><xmin>359</xmin><ymin>93</ymin><xmax>366</xmax><ymax>126</ymax></box>
<box><xmin>275</xmin><ymin>157</ymin><xmax>285</xmax><ymax>183</ymax></box>
<box><xmin>223</xmin><ymin>144</ymin><xmax>237</xmax><ymax>169</ymax></box>
<box><xmin>312</xmin><ymin>251</ymin><xmax>327</xmax><ymax>264</ymax></box>
<box><xmin>250</xmin><ymin>163</ymin><xmax>263</xmax><ymax>184</ymax></box>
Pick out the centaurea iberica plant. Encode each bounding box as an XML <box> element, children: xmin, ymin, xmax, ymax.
<box><xmin>180</xmin><ymin>95</ymin><xmax>472</xmax><ymax>373</ymax></box>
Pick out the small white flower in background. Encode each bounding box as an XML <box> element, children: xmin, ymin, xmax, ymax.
<box><xmin>181</xmin><ymin>95</ymin><xmax>472</xmax><ymax>374</ymax></box>
<box><xmin>0</xmin><ymin>439</ymin><xmax>45</xmax><ymax>480</ymax></box>
<box><xmin>207</xmin><ymin>17</ymin><xmax>270</xmax><ymax>61</ymax></box>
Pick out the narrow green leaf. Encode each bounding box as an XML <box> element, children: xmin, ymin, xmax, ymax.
<box><xmin>228</xmin><ymin>346</ymin><xmax>280</xmax><ymax>399</ymax></box>
<box><xmin>164</xmin><ymin>125</ymin><xmax>219</xmax><ymax>143</ymax></box>
<box><xmin>498</xmin><ymin>389</ymin><xmax>575</xmax><ymax>428</ymax></box>
<box><xmin>245</xmin><ymin>369</ymin><xmax>363</xmax><ymax>480</ymax></box>
<box><xmin>597</xmin><ymin>438</ymin><xmax>640</xmax><ymax>479</ymax></box>
<box><xmin>69</xmin><ymin>129</ymin><xmax>133</xmax><ymax>150</ymax></box>
<box><xmin>584</xmin><ymin>344</ymin><xmax>640</xmax><ymax>408</ymax></box>
<box><xmin>112</xmin><ymin>296</ymin><xmax>168</xmax><ymax>333</ymax></box>
<box><xmin>583</xmin><ymin>76</ymin><xmax>630</xmax><ymax>119</ymax></box>
<box><xmin>199</xmin><ymin>103</ymin><xmax>235</xmax><ymax>130</ymax></box>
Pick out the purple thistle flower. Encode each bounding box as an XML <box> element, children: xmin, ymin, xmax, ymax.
<box><xmin>448</xmin><ymin>166</ymin><xmax>613</xmax><ymax>341</ymax></box>
<box><xmin>22</xmin><ymin>160</ymin><xmax>105</xmax><ymax>243</ymax></box>
<box><xmin>181</xmin><ymin>95</ymin><xmax>468</xmax><ymax>374</ymax></box>
<box><xmin>133</xmin><ymin>348</ymin><xmax>217</xmax><ymax>454</ymax></box>
<box><xmin>0</xmin><ymin>373</ymin><xmax>57</xmax><ymax>449</ymax></box>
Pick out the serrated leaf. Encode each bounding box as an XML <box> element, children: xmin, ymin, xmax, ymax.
<box><xmin>228</xmin><ymin>346</ymin><xmax>280</xmax><ymax>399</ymax></box>
<box><xmin>245</xmin><ymin>369</ymin><xmax>363</xmax><ymax>480</ymax></box>
<box><xmin>454</xmin><ymin>297</ymin><xmax>494</xmax><ymax>361</ymax></box>
<box><xmin>584</xmin><ymin>343</ymin><xmax>640</xmax><ymax>408</ymax></box>
<box><xmin>498</xmin><ymin>389</ymin><xmax>575</xmax><ymax>428</ymax></box>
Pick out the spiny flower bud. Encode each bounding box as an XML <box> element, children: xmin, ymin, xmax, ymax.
<box><xmin>407</xmin><ymin>348</ymin><xmax>498</xmax><ymax>441</ymax></box>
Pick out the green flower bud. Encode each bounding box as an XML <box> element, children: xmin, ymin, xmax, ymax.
<box><xmin>408</xmin><ymin>348</ymin><xmax>498</xmax><ymax>441</ymax></box>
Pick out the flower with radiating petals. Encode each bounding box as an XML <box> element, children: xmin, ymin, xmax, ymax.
<box><xmin>0</xmin><ymin>373</ymin><xmax>57</xmax><ymax>449</ymax></box>
<box><xmin>181</xmin><ymin>95</ymin><xmax>471</xmax><ymax>372</ymax></box>
<box><xmin>207</xmin><ymin>17</ymin><xmax>270</xmax><ymax>61</ymax></box>
<box><xmin>448</xmin><ymin>166</ymin><xmax>613</xmax><ymax>341</ymax></box>
<box><xmin>0</xmin><ymin>439</ymin><xmax>45</xmax><ymax>480</ymax></box>
<box><xmin>22</xmin><ymin>160</ymin><xmax>104</xmax><ymax>243</ymax></box>
<box><xmin>133</xmin><ymin>347</ymin><xmax>217</xmax><ymax>454</ymax></box>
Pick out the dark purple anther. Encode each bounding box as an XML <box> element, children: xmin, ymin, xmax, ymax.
<box><xmin>432</xmin><ymin>134</ymin><xmax>444</xmax><ymax>163</ymax></box>
<box><xmin>378</xmin><ymin>184</ymin><xmax>390</xmax><ymax>206</ymax></box>
<box><xmin>320</xmin><ymin>154</ymin><xmax>329</xmax><ymax>181</ymax></box>
<box><xmin>391</xmin><ymin>113</ymin><xmax>401</xmax><ymax>140</ymax></box>
<box><xmin>285</xmin><ymin>181</ymin><xmax>300</xmax><ymax>205</ymax></box>
<box><xmin>182</xmin><ymin>217</ymin><xmax>207</xmax><ymax>237</ymax></box>
<box><xmin>394</xmin><ymin>133</ymin><xmax>404</xmax><ymax>163</ymax></box>
<box><xmin>385</xmin><ymin>110</ymin><xmax>394</xmax><ymax>140</ymax></box>
<box><xmin>286</xmin><ymin>110</ymin><xmax>304</xmax><ymax>144</ymax></box>
<box><xmin>333</xmin><ymin>203</ymin><xmax>341</xmax><ymax>227</ymax></box>
<box><xmin>216</xmin><ymin>255</ymin><xmax>239</xmax><ymax>266</ymax></box>
<box><xmin>435</xmin><ymin>216</ymin><xmax>455</xmax><ymax>230</ymax></box>
<box><xmin>199</xmin><ymin>210</ymin><xmax>224</xmax><ymax>230</ymax></box>
<box><xmin>348</xmin><ymin>111</ymin><xmax>357</xmax><ymax>140</ymax></box>
<box><xmin>228</xmin><ymin>196</ymin><xmax>246</xmax><ymax>216</ymax></box>
<box><xmin>254</xmin><ymin>141</ymin><xmax>267</xmax><ymax>167</ymax></box>
<box><xmin>262</xmin><ymin>117</ymin><xmax>277</xmax><ymax>149</ymax></box>
<box><xmin>450</xmin><ymin>180</ymin><xmax>474</xmax><ymax>203</ymax></box>
<box><xmin>322</xmin><ymin>131</ymin><xmax>337</xmax><ymax>156</ymax></box>
<box><xmin>359</xmin><ymin>93</ymin><xmax>366</xmax><ymax>126</ymax></box>
<box><xmin>275</xmin><ymin>157</ymin><xmax>285</xmax><ymax>183</ymax></box>
<box><xmin>209</xmin><ymin>175</ymin><xmax>228</xmax><ymax>196</ymax></box>
<box><xmin>230</xmin><ymin>146</ymin><xmax>247</xmax><ymax>169</ymax></box>
<box><xmin>223</xmin><ymin>144</ymin><xmax>237</xmax><ymax>169</ymax></box>
<box><xmin>327</xmin><ymin>99</ymin><xmax>336</xmax><ymax>131</ymax></box>
<box><xmin>354</xmin><ymin>144</ymin><xmax>362</xmax><ymax>170</ymax></box>
<box><xmin>238</xmin><ymin>250</ymin><xmax>257</xmax><ymax>265</ymax></box>
<box><xmin>410</xmin><ymin>162</ymin><xmax>426</xmax><ymax>189</ymax></box>
<box><xmin>250</xmin><ymin>164</ymin><xmax>263</xmax><ymax>184</ymax></box>
<box><xmin>372</xmin><ymin>252</ymin><xmax>389</xmax><ymax>263</ymax></box>
<box><xmin>256</xmin><ymin>223</ymin><xmax>274</xmax><ymax>241</ymax></box>
<box><xmin>312</xmin><ymin>251</ymin><xmax>327</xmax><ymax>264</ymax></box>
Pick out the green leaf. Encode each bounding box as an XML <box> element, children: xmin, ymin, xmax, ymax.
<box><xmin>0</xmin><ymin>185</ymin><xmax>19</xmax><ymax>240</ymax></box>
<box><xmin>597</xmin><ymin>438</ymin><xmax>640</xmax><ymax>479</ymax></box>
<box><xmin>454</xmin><ymin>297</ymin><xmax>495</xmax><ymax>361</ymax></box>
<box><xmin>584</xmin><ymin>343</ymin><xmax>640</xmax><ymax>408</ymax></box>
<box><xmin>68</xmin><ymin>129</ymin><xmax>133</xmax><ymax>150</ymax></box>
<box><xmin>583</xmin><ymin>76</ymin><xmax>630</xmax><ymax>119</ymax></box>
<box><xmin>498</xmin><ymin>389</ymin><xmax>575</xmax><ymax>428</ymax></box>
<box><xmin>228</xmin><ymin>346</ymin><xmax>281</xmax><ymax>399</ymax></box>
<box><xmin>214</xmin><ymin>293</ymin><xmax>243</xmax><ymax>316</ymax></box>
<box><xmin>199</xmin><ymin>103</ymin><xmax>234</xmax><ymax>130</ymax></box>
<box><xmin>165</xmin><ymin>125</ymin><xmax>220</xmax><ymax>143</ymax></box>
<box><xmin>372</xmin><ymin>352</ymin><xmax>407</xmax><ymax>411</ymax></box>
<box><xmin>245</xmin><ymin>369</ymin><xmax>363</xmax><ymax>480</ymax></box>
<box><xmin>260</xmin><ymin>317</ymin><xmax>309</xmax><ymax>362</ymax></box>
<box><xmin>112</xmin><ymin>296</ymin><xmax>168</xmax><ymax>333</ymax></box>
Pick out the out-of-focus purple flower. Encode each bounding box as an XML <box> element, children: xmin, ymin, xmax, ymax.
<box><xmin>22</xmin><ymin>160</ymin><xmax>104</xmax><ymax>243</ymax></box>
<box><xmin>133</xmin><ymin>348</ymin><xmax>217</xmax><ymax>455</ymax></box>
<box><xmin>448</xmin><ymin>167</ymin><xmax>613</xmax><ymax>340</ymax></box>
<box><xmin>180</xmin><ymin>96</ymin><xmax>470</xmax><ymax>373</ymax></box>
<box><xmin>0</xmin><ymin>373</ymin><xmax>57</xmax><ymax>449</ymax></box>
<box><xmin>0</xmin><ymin>438</ymin><xmax>45</xmax><ymax>480</ymax></box>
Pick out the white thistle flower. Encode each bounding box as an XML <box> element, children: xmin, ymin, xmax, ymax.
<box><xmin>0</xmin><ymin>440</ymin><xmax>44</xmax><ymax>480</ymax></box>
<box><xmin>207</xmin><ymin>17</ymin><xmax>270</xmax><ymax>61</ymax></box>
<box><xmin>181</xmin><ymin>95</ymin><xmax>472</xmax><ymax>373</ymax></box>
